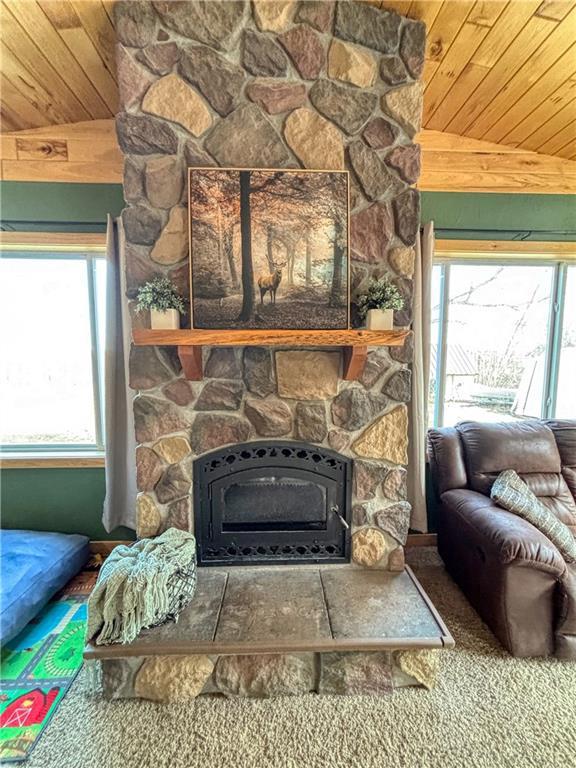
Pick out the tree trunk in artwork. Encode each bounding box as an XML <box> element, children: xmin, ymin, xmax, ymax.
<box><xmin>329</xmin><ymin>217</ymin><xmax>344</xmax><ymax>308</ymax></box>
<box><xmin>287</xmin><ymin>244</ymin><xmax>295</xmax><ymax>285</ymax></box>
<box><xmin>224</xmin><ymin>226</ymin><xmax>239</xmax><ymax>289</ymax></box>
<box><xmin>266</xmin><ymin>225</ymin><xmax>275</xmax><ymax>272</ymax></box>
<box><xmin>237</xmin><ymin>170</ymin><xmax>254</xmax><ymax>321</ymax></box>
<box><xmin>305</xmin><ymin>231</ymin><xmax>312</xmax><ymax>287</ymax></box>
<box><xmin>217</xmin><ymin>206</ymin><xmax>224</xmax><ymax>272</ymax></box>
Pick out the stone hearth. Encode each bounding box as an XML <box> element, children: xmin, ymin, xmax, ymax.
<box><xmin>86</xmin><ymin>567</ymin><xmax>453</xmax><ymax>700</ymax></box>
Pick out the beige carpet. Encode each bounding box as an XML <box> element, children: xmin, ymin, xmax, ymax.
<box><xmin>28</xmin><ymin>555</ymin><xmax>576</xmax><ymax>768</ymax></box>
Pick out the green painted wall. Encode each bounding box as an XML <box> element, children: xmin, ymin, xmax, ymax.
<box><xmin>1</xmin><ymin>181</ymin><xmax>129</xmax><ymax>539</ymax></box>
<box><xmin>421</xmin><ymin>192</ymin><xmax>575</xmax><ymax>240</ymax></box>
<box><xmin>0</xmin><ymin>182</ymin><xmax>124</xmax><ymax>230</ymax></box>
<box><xmin>0</xmin><ymin>468</ymin><xmax>134</xmax><ymax>541</ymax></box>
<box><xmin>1</xmin><ymin>182</ymin><xmax>573</xmax><ymax>538</ymax></box>
<box><xmin>2</xmin><ymin>182</ymin><xmax>573</xmax><ymax>237</ymax></box>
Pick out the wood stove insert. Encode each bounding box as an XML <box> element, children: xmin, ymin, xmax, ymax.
<box><xmin>193</xmin><ymin>441</ymin><xmax>352</xmax><ymax>566</ymax></box>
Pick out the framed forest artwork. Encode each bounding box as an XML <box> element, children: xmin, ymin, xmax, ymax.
<box><xmin>188</xmin><ymin>168</ymin><xmax>350</xmax><ymax>330</ymax></box>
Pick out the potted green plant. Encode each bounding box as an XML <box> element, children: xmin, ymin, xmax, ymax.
<box><xmin>136</xmin><ymin>277</ymin><xmax>186</xmax><ymax>330</ymax></box>
<box><xmin>356</xmin><ymin>277</ymin><xmax>404</xmax><ymax>330</ymax></box>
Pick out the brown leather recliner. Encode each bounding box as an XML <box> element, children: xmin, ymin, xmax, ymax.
<box><xmin>428</xmin><ymin>419</ymin><xmax>576</xmax><ymax>660</ymax></box>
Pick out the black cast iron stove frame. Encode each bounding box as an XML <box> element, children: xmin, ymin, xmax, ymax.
<box><xmin>193</xmin><ymin>441</ymin><xmax>352</xmax><ymax>567</ymax></box>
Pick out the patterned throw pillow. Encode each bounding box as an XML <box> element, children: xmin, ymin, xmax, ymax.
<box><xmin>491</xmin><ymin>469</ymin><xmax>576</xmax><ymax>563</ymax></box>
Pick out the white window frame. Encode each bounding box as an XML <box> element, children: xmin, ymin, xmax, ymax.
<box><xmin>430</xmin><ymin>247</ymin><xmax>573</xmax><ymax>429</ymax></box>
<box><xmin>0</xmin><ymin>235</ymin><xmax>106</xmax><ymax>464</ymax></box>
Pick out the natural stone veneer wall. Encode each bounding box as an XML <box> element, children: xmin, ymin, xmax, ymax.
<box><xmin>116</xmin><ymin>0</ymin><xmax>425</xmax><ymax>567</ymax></box>
<box><xmin>100</xmin><ymin>647</ymin><xmax>439</xmax><ymax>700</ymax></box>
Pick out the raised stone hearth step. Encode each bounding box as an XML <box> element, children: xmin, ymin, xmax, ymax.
<box><xmin>88</xmin><ymin>566</ymin><xmax>451</xmax><ymax>701</ymax></box>
<box><xmin>85</xmin><ymin>566</ymin><xmax>453</xmax><ymax>660</ymax></box>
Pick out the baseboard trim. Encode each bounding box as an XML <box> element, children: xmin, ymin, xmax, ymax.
<box><xmin>89</xmin><ymin>540</ymin><xmax>131</xmax><ymax>555</ymax></box>
<box><xmin>406</xmin><ymin>534</ymin><xmax>438</xmax><ymax>548</ymax></box>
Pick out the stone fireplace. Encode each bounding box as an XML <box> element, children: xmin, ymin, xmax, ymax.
<box><xmin>88</xmin><ymin>2</ymin><xmax>454</xmax><ymax>702</ymax></box>
<box><xmin>117</xmin><ymin>0</ymin><xmax>425</xmax><ymax>571</ymax></box>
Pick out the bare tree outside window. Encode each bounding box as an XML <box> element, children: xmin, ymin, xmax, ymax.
<box><xmin>430</xmin><ymin>264</ymin><xmax>555</xmax><ymax>426</ymax></box>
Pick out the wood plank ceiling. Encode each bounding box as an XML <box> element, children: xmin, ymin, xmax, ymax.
<box><xmin>386</xmin><ymin>0</ymin><xmax>576</xmax><ymax>159</ymax></box>
<box><xmin>0</xmin><ymin>0</ymin><xmax>575</xmax><ymax>161</ymax></box>
<box><xmin>0</xmin><ymin>0</ymin><xmax>117</xmax><ymax>131</ymax></box>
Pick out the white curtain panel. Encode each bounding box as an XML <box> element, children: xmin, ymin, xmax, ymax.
<box><xmin>408</xmin><ymin>221</ymin><xmax>435</xmax><ymax>532</ymax></box>
<box><xmin>102</xmin><ymin>215</ymin><xmax>137</xmax><ymax>532</ymax></box>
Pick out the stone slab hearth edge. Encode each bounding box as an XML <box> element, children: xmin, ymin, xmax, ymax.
<box><xmin>116</xmin><ymin>0</ymin><xmax>425</xmax><ymax>568</ymax></box>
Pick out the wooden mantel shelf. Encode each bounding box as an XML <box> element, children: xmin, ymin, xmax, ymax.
<box><xmin>132</xmin><ymin>328</ymin><xmax>409</xmax><ymax>381</ymax></box>
<box><xmin>132</xmin><ymin>328</ymin><xmax>409</xmax><ymax>347</ymax></box>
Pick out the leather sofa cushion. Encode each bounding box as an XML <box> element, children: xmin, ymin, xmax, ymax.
<box><xmin>427</xmin><ymin>426</ymin><xmax>467</xmax><ymax>495</ymax></box>
<box><xmin>457</xmin><ymin>421</ymin><xmax>576</xmax><ymax>531</ymax></box>
<box><xmin>440</xmin><ymin>489</ymin><xmax>567</xmax><ymax>575</ymax></box>
<box><xmin>526</xmin><ymin>477</ymin><xmax>576</xmax><ymax>533</ymax></box>
<box><xmin>491</xmin><ymin>470</ymin><xmax>576</xmax><ymax>563</ymax></box>
<box><xmin>546</xmin><ymin>420</ymin><xmax>576</xmax><ymax>504</ymax></box>
<box><xmin>555</xmin><ymin>563</ymin><xmax>576</xmax><ymax>660</ymax></box>
<box><xmin>457</xmin><ymin>420</ymin><xmax>561</xmax><ymax>495</ymax></box>
<box><xmin>547</xmin><ymin>420</ymin><xmax>576</xmax><ymax>465</ymax></box>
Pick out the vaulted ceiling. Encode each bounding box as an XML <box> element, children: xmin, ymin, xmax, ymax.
<box><xmin>386</xmin><ymin>0</ymin><xmax>576</xmax><ymax>159</ymax></box>
<box><xmin>0</xmin><ymin>0</ymin><xmax>575</xmax><ymax>160</ymax></box>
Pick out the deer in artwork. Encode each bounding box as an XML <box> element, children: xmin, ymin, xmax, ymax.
<box><xmin>258</xmin><ymin>266</ymin><xmax>283</xmax><ymax>305</ymax></box>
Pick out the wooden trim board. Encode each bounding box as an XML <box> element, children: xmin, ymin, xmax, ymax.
<box><xmin>2</xmin><ymin>120</ymin><xmax>575</xmax><ymax>193</ymax></box>
<box><xmin>0</xmin><ymin>455</ymin><xmax>105</xmax><ymax>468</ymax></box>
<box><xmin>0</xmin><ymin>231</ymin><xmax>106</xmax><ymax>249</ymax></box>
<box><xmin>406</xmin><ymin>533</ymin><xmax>438</xmax><ymax>547</ymax></box>
<box><xmin>0</xmin><ymin>120</ymin><xmax>122</xmax><ymax>183</ymax></box>
<box><xmin>132</xmin><ymin>328</ymin><xmax>409</xmax><ymax>347</ymax></box>
<box><xmin>436</xmin><ymin>239</ymin><xmax>576</xmax><ymax>259</ymax></box>
<box><xmin>90</xmin><ymin>540</ymin><xmax>131</xmax><ymax>556</ymax></box>
<box><xmin>417</xmin><ymin>130</ymin><xmax>576</xmax><ymax>194</ymax></box>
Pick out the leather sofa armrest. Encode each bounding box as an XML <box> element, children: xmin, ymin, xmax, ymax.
<box><xmin>441</xmin><ymin>489</ymin><xmax>567</xmax><ymax>576</ymax></box>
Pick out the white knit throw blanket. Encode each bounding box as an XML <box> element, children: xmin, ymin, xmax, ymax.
<box><xmin>86</xmin><ymin>528</ymin><xmax>197</xmax><ymax>646</ymax></box>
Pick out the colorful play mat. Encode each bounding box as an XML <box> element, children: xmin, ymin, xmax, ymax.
<box><xmin>0</xmin><ymin>576</ymin><xmax>92</xmax><ymax>763</ymax></box>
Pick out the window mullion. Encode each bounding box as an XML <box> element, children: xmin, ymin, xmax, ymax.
<box><xmin>434</xmin><ymin>263</ymin><xmax>450</xmax><ymax>428</ymax></box>
<box><xmin>543</xmin><ymin>263</ymin><xmax>567</xmax><ymax>420</ymax></box>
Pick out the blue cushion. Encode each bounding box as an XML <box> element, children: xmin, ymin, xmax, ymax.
<box><xmin>0</xmin><ymin>529</ymin><xmax>90</xmax><ymax>645</ymax></box>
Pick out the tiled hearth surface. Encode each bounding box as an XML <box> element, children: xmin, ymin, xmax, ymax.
<box><xmin>85</xmin><ymin>566</ymin><xmax>453</xmax><ymax>699</ymax></box>
<box><xmin>86</xmin><ymin>566</ymin><xmax>452</xmax><ymax>659</ymax></box>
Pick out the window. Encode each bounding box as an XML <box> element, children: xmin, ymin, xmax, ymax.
<box><xmin>429</xmin><ymin>257</ymin><xmax>575</xmax><ymax>428</ymax></box>
<box><xmin>0</xmin><ymin>249</ymin><xmax>106</xmax><ymax>454</ymax></box>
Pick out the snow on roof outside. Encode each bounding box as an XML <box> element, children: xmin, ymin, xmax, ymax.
<box><xmin>430</xmin><ymin>344</ymin><xmax>477</xmax><ymax>377</ymax></box>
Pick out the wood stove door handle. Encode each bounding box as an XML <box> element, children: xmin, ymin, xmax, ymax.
<box><xmin>331</xmin><ymin>505</ymin><xmax>349</xmax><ymax>529</ymax></box>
